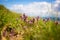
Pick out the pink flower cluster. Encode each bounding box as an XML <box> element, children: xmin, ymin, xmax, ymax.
<box><xmin>20</xmin><ymin>13</ymin><xmax>59</xmax><ymax>25</ymax></box>
<box><xmin>20</xmin><ymin>13</ymin><xmax>40</xmax><ymax>24</ymax></box>
<box><xmin>3</xmin><ymin>27</ymin><xmax>18</xmax><ymax>37</ymax></box>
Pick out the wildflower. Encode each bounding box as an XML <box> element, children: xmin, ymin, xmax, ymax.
<box><xmin>43</xmin><ymin>19</ymin><xmax>47</xmax><ymax>22</ymax></box>
<box><xmin>25</xmin><ymin>20</ymin><xmax>29</xmax><ymax>23</ymax></box>
<box><xmin>43</xmin><ymin>19</ymin><xmax>45</xmax><ymax>21</ymax></box>
<box><xmin>3</xmin><ymin>30</ymin><xmax>7</xmax><ymax>37</ymax></box>
<box><xmin>25</xmin><ymin>15</ymin><xmax>27</xmax><ymax>19</ymax></box>
<box><xmin>20</xmin><ymin>16</ymin><xmax>23</xmax><ymax>19</ymax></box>
<box><xmin>22</xmin><ymin>13</ymin><xmax>28</xmax><ymax>21</ymax></box>
<box><xmin>23</xmin><ymin>16</ymin><xmax>27</xmax><ymax>21</ymax></box>
<box><xmin>5</xmin><ymin>27</ymin><xmax>16</xmax><ymax>36</ymax></box>
<box><xmin>28</xmin><ymin>18</ymin><xmax>36</xmax><ymax>24</ymax></box>
<box><xmin>9</xmin><ymin>29</ymin><xmax>18</xmax><ymax>36</ymax></box>
<box><xmin>55</xmin><ymin>21</ymin><xmax>58</xmax><ymax>25</ymax></box>
<box><xmin>20</xmin><ymin>13</ymin><xmax>28</xmax><ymax>22</ymax></box>
<box><xmin>2</xmin><ymin>27</ymin><xmax>11</xmax><ymax>37</ymax></box>
<box><xmin>28</xmin><ymin>20</ymin><xmax>33</xmax><ymax>24</ymax></box>
<box><xmin>13</xmin><ymin>32</ymin><xmax>18</xmax><ymax>36</ymax></box>
<box><xmin>47</xmin><ymin>18</ymin><xmax>50</xmax><ymax>21</ymax></box>
<box><xmin>36</xmin><ymin>16</ymin><xmax>39</xmax><ymax>21</ymax></box>
<box><xmin>32</xmin><ymin>18</ymin><xmax>35</xmax><ymax>23</ymax></box>
<box><xmin>9</xmin><ymin>32</ymin><xmax>18</xmax><ymax>37</ymax></box>
<box><xmin>58</xmin><ymin>21</ymin><xmax>60</xmax><ymax>24</ymax></box>
<box><xmin>23</xmin><ymin>13</ymin><xmax>25</xmax><ymax>17</ymax></box>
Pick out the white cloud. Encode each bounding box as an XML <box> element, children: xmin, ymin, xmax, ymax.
<box><xmin>55</xmin><ymin>0</ymin><xmax>60</xmax><ymax>2</ymax></box>
<box><xmin>53</xmin><ymin>0</ymin><xmax>60</xmax><ymax>11</ymax></box>
<box><xmin>52</xmin><ymin>0</ymin><xmax>60</xmax><ymax>17</ymax></box>
<box><xmin>9</xmin><ymin>2</ymin><xmax>51</xmax><ymax>17</ymax></box>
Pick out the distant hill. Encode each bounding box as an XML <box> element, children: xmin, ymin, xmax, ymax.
<box><xmin>0</xmin><ymin>5</ymin><xmax>7</xmax><ymax>10</ymax></box>
<box><xmin>0</xmin><ymin>5</ymin><xmax>21</xmax><ymax>27</ymax></box>
<box><xmin>43</xmin><ymin>17</ymin><xmax>60</xmax><ymax>21</ymax></box>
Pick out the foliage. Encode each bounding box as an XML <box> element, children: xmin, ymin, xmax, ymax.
<box><xmin>0</xmin><ymin>5</ymin><xmax>60</xmax><ymax>40</ymax></box>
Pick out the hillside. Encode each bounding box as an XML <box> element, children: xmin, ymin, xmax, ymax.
<box><xmin>0</xmin><ymin>5</ymin><xmax>21</xmax><ymax>26</ymax></box>
<box><xmin>0</xmin><ymin>5</ymin><xmax>60</xmax><ymax>40</ymax></box>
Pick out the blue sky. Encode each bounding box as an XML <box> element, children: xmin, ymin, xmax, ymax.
<box><xmin>0</xmin><ymin>0</ymin><xmax>55</xmax><ymax>7</ymax></box>
<box><xmin>0</xmin><ymin>0</ymin><xmax>60</xmax><ymax>17</ymax></box>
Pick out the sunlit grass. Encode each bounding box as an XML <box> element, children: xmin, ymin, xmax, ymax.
<box><xmin>0</xmin><ymin>5</ymin><xmax>60</xmax><ymax>40</ymax></box>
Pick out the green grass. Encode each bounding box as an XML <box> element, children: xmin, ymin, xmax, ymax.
<box><xmin>0</xmin><ymin>5</ymin><xmax>60</xmax><ymax>40</ymax></box>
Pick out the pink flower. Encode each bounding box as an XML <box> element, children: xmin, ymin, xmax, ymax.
<box><xmin>43</xmin><ymin>19</ymin><xmax>47</xmax><ymax>22</ymax></box>
<box><xmin>23</xmin><ymin>13</ymin><xmax>26</xmax><ymax>17</ymax></box>
<box><xmin>9</xmin><ymin>29</ymin><xmax>18</xmax><ymax>36</ymax></box>
<box><xmin>47</xmin><ymin>18</ymin><xmax>50</xmax><ymax>21</ymax></box>
<box><xmin>32</xmin><ymin>18</ymin><xmax>35</xmax><ymax>23</ymax></box>
<box><xmin>36</xmin><ymin>16</ymin><xmax>40</xmax><ymax>21</ymax></box>
<box><xmin>55</xmin><ymin>21</ymin><xmax>58</xmax><ymax>25</ymax></box>
<box><xmin>43</xmin><ymin>19</ymin><xmax>45</xmax><ymax>21</ymax></box>
<box><xmin>21</xmin><ymin>13</ymin><xmax>28</xmax><ymax>21</ymax></box>
<box><xmin>25</xmin><ymin>20</ymin><xmax>29</xmax><ymax>23</ymax></box>
<box><xmin>3</xmin><ymin>30</ymin><xmax>7</xmax><ymax>37</ymax></box>
<box><xmin>20</xmin><ymin>16</ymin><xmax>22</xmax><ymax>17</ymax></box>
<box><xmin>28</xmin><ymin>20</ymin><xmax>33</xmax><ymax>24</ymax></box>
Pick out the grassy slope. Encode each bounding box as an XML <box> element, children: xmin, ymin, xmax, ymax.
<box><xmin>0</xmin><ymin>5</ymin><xmax>60</xmax><ymax>40</ymax></box>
